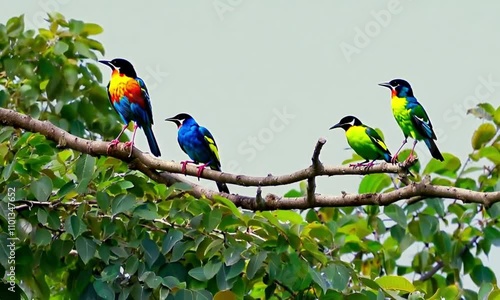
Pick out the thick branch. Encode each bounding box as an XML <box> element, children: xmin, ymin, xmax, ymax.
<box><xmin>2</xmin><ymin>108</ymin><xmax>500</xmax><ymax>211</ymax></box>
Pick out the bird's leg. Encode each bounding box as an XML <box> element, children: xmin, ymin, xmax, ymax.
<box><xmin>124</xmin><ymin>123</ymin><xmax>138</xmax><ymax>157</ymax></box>
<box><xmin>405</xmin><ymin>140</ymin><xmax>418</xmax><ymax>163</ymax></box>
<box><xmin>364</xmin><ymin>160</ymin><xmax>377</xmax><ymax>170</ymax></box>
<box><xmin>196</xmin><ymin>162</ymin><xmax>211</xmax><ymax>180</ymax></box>
<box><xmin>107</xmin><ymin>124</ymin><xmax>129</xmax><ymax>154</ymax></box>
<box><xmin>349</xmin><ymin>160</ymin><xmax>369</xmax><ymax>168</ymax></box>
<box><xmin>180</xmin><ymin>160</ymin><xmax>195</xmax><ymax>174</ymax></box>
<box><xmin>391</xmin><ymin>138</ymin><xmax>408</xmax><ymax>164</ymax></box>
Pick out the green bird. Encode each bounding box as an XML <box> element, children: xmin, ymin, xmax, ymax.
<box><xmin>330</xmin><ymin>115</ymin><xmax>392</xmax><ymax>168</ymax></box>
<box><xmin>379</xmin><ymin>79</ymin><xmax>444</xmax><ymax>163</ymax></box>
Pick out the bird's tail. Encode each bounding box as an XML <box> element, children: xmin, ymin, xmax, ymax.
<box><xmin>424</xmin><ymin>139</ymin><xmax>444</xmax><ymax>161</ymax></box>
<box><xmin>216</xmin><ymin>182</ymin><xmax>230</xmax><ymax>194</ymax></box>
<box><xmin>210</xmin><ymin>165</ymin><xmax>230</xmax><ymax>194</ymax></box>
<box><xmin>144</xmin><ymin>126</ymin><xmax>161</xmax><ymax>157</ymax></box>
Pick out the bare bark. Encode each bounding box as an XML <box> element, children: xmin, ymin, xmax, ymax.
<box><xmin>1</xmin><ymin>108</ymin><xmax>499</xmax><ymax>211</ymax></box>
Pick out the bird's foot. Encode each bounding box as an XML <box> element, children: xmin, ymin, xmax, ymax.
<box><xmin>404</xmin><ymin>154</ymin><xmax>416</xmax><ymax>164</ymax></box>
<box><xmin>196</xmin><ymin>163</ymin><xmax>210</xmax><ymax>180</ymax></box>
<box><xmin>180</xmin><ymin>161</ymin><xmax>194</xmax><ymax>174</ymax></box>
<box><xmin>391</xmin><ymin>155</ymin><xmax>399</xmax><ymax>165</ymax></box>
<box><xmin>349</xmin><ymin>162</ymin><xmax>366</xmax><ymax>169</ymax></box>
<box><xmin>124</xmin><ymin>141</ymin><xmax>134</xmax><ymax>157</ymax></box>
<box><xmin>363</xmin><ymin>161</ymin><xmax>376</xmax><ymax>170</ymax></box>
<box><xmin>107</xmin><ymin>139</ymin><xmax>120</xmax><ymax>154</ymax></box>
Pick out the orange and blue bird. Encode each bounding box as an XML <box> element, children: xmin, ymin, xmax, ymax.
<box><xmin>99</xmin><ymin>58</ymin><xmax>161</xmax><ymax>157</ymax></box>
<box><xmin>379</xmin><ymin>79</ymin><xmax>444</xmax><ymax>163</ymax></box>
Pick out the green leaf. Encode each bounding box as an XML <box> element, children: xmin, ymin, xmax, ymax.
<box><xmin>477</xmin><ymin>146</ymin><xmax>500</xmax><ymax>164</ymax></box>
<box><xmin>484</xmin><ymin>227</ymin><xmax>500</xmax><ymax>246</ymax></box>
<box><xmin>246</xmin><ymin>252</ymin><xmax>267</xmax><ymax>280</ymax></box>
<box><xmin>188</xmin><ymin>259</ymin><xmax>222</xmax><ymax>281</ymax></box>
<box><xmin>53</xmin><ymin>41</ymin><xmax>69</xmax><ymax>55</ymax></box>
<box><xmin>93</xmin><ymin>280</ymin><xmax>115</xmax><ymax>300</ymax></box>
<box><xmin>471</xmin><ymin>123</ymin><xmax>496</xmax><ymax>150</ymax></box>
<box><xmin>310</xmin><ymin>267</ymin><xmax>328</xmax><ymax>293</ymax></box>
<box><xmin>423</xmin><ymin>153</ymin><xmax>461</xmax><ymax>177</ymax></box>
<box><xmin>494</xmin><ymin>105</ymin><xmax>500</xmax><ymax>126</ymax></box>
<box><xmin>97</xmin><ymin>191</ymin><xmax>110</xmax><ymax>211</ymax></box>
<box><xmin>101</xmin><ymin>264</ymin><xmax>120</xmax><ymax>282</ymax></box>
<box><xmin>384</xmin><ymin>204</ymin><xmax>407</xmax><ymax>229</ymax></box>
<box><xmin>6</xmin><ymin>15</ymin><xmax>24</xmax><ymax>37</ymax></box>
<box><xmin>33</xmin><ymin>228</ymin><xmax>51</xmax><ymax>246</ymax></box>
<box><xmin>64</xmin><ymin>215</ymin><xmax>87</xmax><ymax>239</ymax></box>
<box><xmin>324</xmin><ymin>263</ymin><xmax>350</xmax><ymax>291</ymax></box>
<box><xmin>203</xmin><ymin>209</ymin><xmax>222</xmax><ymax>232</ymax></box>
<box><xmin>75</xmin><ymin>236</ymin><xmax>96</xmax><ymax>264</ymax></box>
<box><xmin>83</xmin><ymin>23</ymin><xmax>104</xmax><ymax>35</ymax></box>
<box><xmin>111</xmin><ymin>194</ymin><xmax>136</xmax><ymax>215</ymax></box>
<box><xmin>375</xmin><ymin>275</ymin><xmax>416</xmax><ymax>292</ymax></box>
<box><xmin>162</xmin><ymin>229</ymin><xmax>184</xmax><ymax>254</ymax></box>
<box><xmin>418</xmin><ymin>214</ymin><xmax>439</xmax><ymax>242</ymax></box>
<box><xmin>75</xmin><ymin>154</ymin><xmax>96</xmax><ymax>182</ymax></box>
<box><xmin>142</xmin><ymin>238</ymin><xmax>160</xmax><ymax>267</ymax></box>
<box><xmin>471</xmin><ymin>265</ymin><xmax>496</xmax><ymax>286</ymax></box>
<box><xmin>275</xmin><ymin>210</ymin><xmax>304</xmax><ymax>225</ymax></box>
<box><xmin>30</xmin><ymin>175</ymin><xmax>53</xmax><ymax>201</ymax></box>
<box><xmin>358</xmin><ymin>174</ymin><xmax>392</xmax><ymax>193</ymax></box>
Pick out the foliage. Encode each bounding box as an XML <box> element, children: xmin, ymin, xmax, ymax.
<box><xmin>0</xmin><ymin>14</ymin><xmax>499</xmax><ymax>299</ymax></box>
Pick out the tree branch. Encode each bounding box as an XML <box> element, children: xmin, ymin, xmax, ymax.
<box><xmin>2</xmin><ymin>108</ymin><xmax>500</xmax><ymax>211</ymax></box>
<box><xmin>307</xmin><ymin>138</ymin><xmax>326</xmax><ymax>205</ymax></box>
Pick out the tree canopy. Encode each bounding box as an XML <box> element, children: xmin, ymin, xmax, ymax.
<box><xmin>0</xmin><ymin>14</ymin><xmax>499</xmax><ymax>300</ymax></box>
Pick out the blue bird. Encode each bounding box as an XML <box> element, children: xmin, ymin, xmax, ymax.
<box><xmin>165</xmin><ymin>113</ymin><xmax>229</xmax><ymax>193</ymax></box>
<box><xmin>379</xmin><ymin>79</ymin><xmax>444</xmax><ymax>163</ymax></box>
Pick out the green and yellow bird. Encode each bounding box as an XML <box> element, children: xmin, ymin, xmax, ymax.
<box><xmin>330</xmin><ymin>115</ymin><xmax>392</xmax><ymax>168</ymax></box>
<box><xmin>379</xmin><ymin>79</ymin><xmax>444</xmax><ymax>163</ymax></box>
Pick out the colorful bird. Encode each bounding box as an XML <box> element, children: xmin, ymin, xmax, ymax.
<box><xmin>379</xmin><ymin>79</ymin><xmax>444</xmax><ymax>163</ymax></box>
<box><xmin>330</xmin><ymin>115</ymin><xmax>392</xmax><ymax>168</ymax></box>
<box><xmin>165</xmin><ymin>113</ymin><xmax>229</xmax><ymax>193</ymax></box>
<box><xmin>99</xmin><ymin>58</ymin><xmax>161</xmax><ymax>157</ymax></box>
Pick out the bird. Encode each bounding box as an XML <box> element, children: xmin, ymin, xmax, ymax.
<box><xmin>379</xmin><ymin>79</ymin><xmax>444</xmax><ymax>163</ymax></box>
<box><xmin>99</xmin><ymin>58</ymin><xmax>161</xmax><ymax>157</ymax></box>
<box><xmin>165</xmin><ymin>113</ymin><xmax>229</xmax><ymax>193</ymax></box>
<box><xmin>330</xmin><ymin>115</ymin><xmax>392</xmax><ymax>168</ymax></box>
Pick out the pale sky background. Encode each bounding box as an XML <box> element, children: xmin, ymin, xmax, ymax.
<box><xmin>2</xmin><ymin>0</ymin><xmax>499</xmax><ymax>291</ymax></box>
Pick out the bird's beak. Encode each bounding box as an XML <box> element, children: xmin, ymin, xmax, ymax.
<box><xmin>329</xmin><ymin>123</ymin><xmax>342</xmax><ymax>130</ymax></box>
<box><xmin>98</xmin><ymin>60</ymin><xmax>114</xmax><ymax>69</ymax></box>
<box><xmin>165</xmin><ymin>117</ymin><xmax>181</xmax><ymax>128</ymax></box>
<box><xmin>378</xmin><ymin>82</ymin><xmax>392</xmax><ymax>89</ymax></box>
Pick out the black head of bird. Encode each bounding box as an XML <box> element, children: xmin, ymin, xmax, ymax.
<box><xmin>99</xmin><ymin>58</ymin><xmax>137</xmax><ymax>78</ymax></box>
<box><xmin>165</xmin><ymin>113</ymin><xmax>194</xmax><ymax>128</ymax></box>
<box><xmin>330</xmin><ymin>115</ymin><xmax>362</xmax><ymax>131</ymax></box>
<box><xmin>378</xmin><ymin>78</ymin><xmax>414</xmax><ymax>97</ymax></box>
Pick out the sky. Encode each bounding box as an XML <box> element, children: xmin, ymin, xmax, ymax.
<box><xmin>2</xmin><ymin>0</ymin><xmax>499</xmax><ymax>291</ymax></box>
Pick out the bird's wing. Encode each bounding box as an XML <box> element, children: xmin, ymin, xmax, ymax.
<box><xmin>408</xmin><ymin>100</ymin><xmax>437</xmax><ymax>140</ymax></box>
<box><xmin>135</xmin><ymin>77</ymin><xmax>154</xmax><ymax>125</ymax></box>
<box><xmin>365</xmin><ymin>127</ymin><xmax>390</xmax><ymax>153</ymax></box>
<box><xmin>199</xmin><ymin>126</ymin><xmax>221</xmax><ymax>167</ymax></box>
